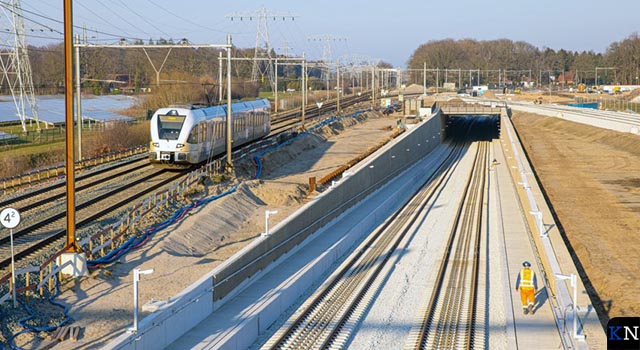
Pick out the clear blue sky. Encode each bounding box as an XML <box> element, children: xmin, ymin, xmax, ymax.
<box><xmin>16</xmin><ymin>0</ymin><xmax>640</xmax><ymax>67</ymax></box>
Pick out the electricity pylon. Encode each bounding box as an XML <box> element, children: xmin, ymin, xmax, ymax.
<box><xmin>0</xmin><ymin>0</ymin><xmax>40</xmax><ymax>132</ymax></box>
<box><xmin>307</xmin><ymin>34</ymin><xmax>347</xmax><ymax>85</ymax></box>
<box><xmin>226</xmin><ymin>7</ymin><xmax>299</xmax><ymax>91</ymax></box>
<box><xmin>307</xmin><ymin>35</ymin><xmax>346</xmax><ymax>68</ymax></box>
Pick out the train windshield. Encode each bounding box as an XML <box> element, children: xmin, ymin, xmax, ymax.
<box><xmin>158</xmin><ymin>114</ymin><xmax>186</xmax><ymax>140</ymax></box>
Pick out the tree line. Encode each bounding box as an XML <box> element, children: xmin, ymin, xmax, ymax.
<box><xmin>21</xmin><ymin>42</ymin><xmax>335</xmax><ymax>99</ymax></box>
<box><xmin>15</xmin><ymin>33</ymin><xmax>639</xmax><ymax>98</ymax></box>
<box><xmin>407</xmin><ymin>33</ymin><xmax>640</xmax><ymax>86</ymax></box>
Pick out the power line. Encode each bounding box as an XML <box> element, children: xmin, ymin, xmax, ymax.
<box><xmin>74</xmin><ymin>1</ymin><xmax>139</xmax><ymax>40</ymax></box>
<box><xmin>92</xmin><ymin>0</ymin><xmax>151</xmax><ymax>39</ymax></box>
<box><xmin>115</xmin><ymin>0</ymin><xmax>171</xmax><ymax>39</ymax></box>
<box><xmin>0</xmin><ymin>2</ymin><xmax>62</xmax><ymax>34</ymax></box>
<box><xmin>4</xmin><ymin>1</ymin><xmax>146</xmax><ymax>42</ymax></box>
<box><xmin>145</xmin><ymin>0</ymin><xmax>230</xmax><ymax>35</ymax></box>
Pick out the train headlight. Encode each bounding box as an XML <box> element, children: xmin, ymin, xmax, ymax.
<box><xmin>152</xmin><ymin>142</ymin><xmax>159</xmax><ymax>147</ymax></box>
<box><xmin>176</xmin><ymin>143</ymin><xmax>184</xmax><ymax>149</ymax></box>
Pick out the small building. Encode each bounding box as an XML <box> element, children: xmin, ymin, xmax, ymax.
<box><xmin>556</xmin><ymin>72</ymin><xmax>575</xmax><ymax>84</ymax></box>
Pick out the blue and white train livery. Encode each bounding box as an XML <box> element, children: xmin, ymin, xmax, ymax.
<box><xmin>149</xmin><ymin>99</ymin><xmax>271</xmax><ymax>167</ymax></box>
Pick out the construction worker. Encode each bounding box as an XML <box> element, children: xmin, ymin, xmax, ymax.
<box><xmin>515</xmin><ymin>261</ymin><xmax>538</xmax><ymax>315</ymax></box>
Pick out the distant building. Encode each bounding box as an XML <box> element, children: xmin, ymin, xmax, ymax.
<box><xmin>556</xmin><ymin>72</ymin><xmax>575</xmax><ymax>84</ymax></box>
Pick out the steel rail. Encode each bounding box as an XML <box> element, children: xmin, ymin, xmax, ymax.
<box><xmin>0</xmin><ymin>169</ymin><xmax>187</xmax><ymax>272</ymax></box>
<box><xmin>263</xmin><ymin>138</ymin><xmax>469</xmax><ymax>350</ymax></box>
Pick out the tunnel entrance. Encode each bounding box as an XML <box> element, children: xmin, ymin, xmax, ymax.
<box><xmin>433</xmin><ymin>100</ymin><xmax>504</xmax><ymax>142</ymax></box>
<box><xmin>442</xmin><ymin>114</ymin><xmax>501</xmax><ymax>141</ymax></box>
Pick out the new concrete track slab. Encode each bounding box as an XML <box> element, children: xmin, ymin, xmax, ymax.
<box><xmin>343</xmin><ymin>138</ymin><xmax>570</xmax><ymax>350</ymax></box>
<box><xmin>166</xmin><ymin>144</ymin><xmax>453</xmax><ymax>350</ymax></box>
<box><xmin>346</xmin><ymin>142</ymin><xmax>480</xmax><ymax>349</ymax></box>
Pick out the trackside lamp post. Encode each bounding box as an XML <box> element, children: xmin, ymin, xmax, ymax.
<box><xmin>128</xmin><ymin>268</ymin><xmax>154</xmax><ymax>333</ymax></box>
<box><xmin>263</xmin><ymin>210</ymin><xmax>278</xmax><ymax>236</ymax></box>
<box><xmin>555</xmin><ymin>273</ymin><xmax>585</xmax><ymax>340</ymax></box>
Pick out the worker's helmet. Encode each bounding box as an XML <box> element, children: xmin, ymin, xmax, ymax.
<box><xmin>522</xmin><ymin>261</ymin><xmax>531</xmax><ymax>268</ymax></box>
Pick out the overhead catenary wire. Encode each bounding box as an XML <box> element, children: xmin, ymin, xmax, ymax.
<box><xmin>145</xmin><ymin>0</ymin><xmax>233</xmax><ymax>35</ymax></box>
<box><xmin>115</xmin><ymin>0</ymin><xmax>172</xmax><ymax>39</ymax></box>
<box><xmin>3</xmin><ymin>0</ymin><xmax>142</xmax><ymax>42</ymax></box>
<box><xmin>0</xmin><ymin>2</ymin><xmax>63</xmax><ymax>34</ymax></box>
<box><xmin>92</xmin><ymin>0</ymin><xmax>152</xmax><ymax>39</ymax></box>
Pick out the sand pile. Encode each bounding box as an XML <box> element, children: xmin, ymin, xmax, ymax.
<box><xmin>162</xmin><ymin>182</ymin><xmax>265</xmax><ymax>256</ymax></box>
<box><xmin>622</xmin><ymin>87</ymin><xmax>640</xmax><ymax>101</ymax></box>
<box><xmin>481</xmin><ymin>90</ymin><xmax>496</xmax><ymax>99</ymax></box>
<box><xmin>402</xmin><ymin>84</ymin><xmax>426</xmax><ymax>95</ymax></box>
<box><xmin>163</xmin><ymin>112</ymin><xmax>378</xmax><ymax>257</ymax></box>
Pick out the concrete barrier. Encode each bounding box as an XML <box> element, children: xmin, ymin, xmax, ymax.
<box><xmin>105</xmin><ymin>112</ymin><xmax>444</xmax><ymax>350</ymax></box>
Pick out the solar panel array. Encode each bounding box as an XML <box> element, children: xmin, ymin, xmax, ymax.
<box><xmin>0</xmin><ymin>131</ymin><xmax>17</xmax><ymax>141</ymax></box>
<box><xmin>0</xmin><ymin>95</ymin><xmax>138</xmax><ymax>124</ymax></box>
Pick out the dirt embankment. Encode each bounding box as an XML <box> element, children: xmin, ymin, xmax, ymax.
<box><xmin>512</xmin><ymin>112</ymin><xmax>640</xmax><ymax>323</ymax></box>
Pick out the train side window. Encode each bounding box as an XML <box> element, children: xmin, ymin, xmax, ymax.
<box><xmin>187</xmin><ymin>124</ymin><xmax>199</xmax><ymax>144</ymax></box>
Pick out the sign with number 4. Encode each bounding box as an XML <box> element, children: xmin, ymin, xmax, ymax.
<box><xmin>1</xmin><ymin>207</ymin><xmax>20</xmax><ymax>229</ymax></box>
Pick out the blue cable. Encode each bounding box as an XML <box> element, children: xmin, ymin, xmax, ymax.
<box><xmin>7</xmin><ymin>276</ymin><xmax>71</xmax><ymax>350</ymax></box>
<box><xmin>87</xmin><ymin>185</ymin><xmax>238</xmax><ymax>267</ymax></box>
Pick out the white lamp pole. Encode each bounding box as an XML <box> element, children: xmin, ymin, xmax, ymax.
<box><xmin>263</xmin><ymin>210</ymin><xmax>278</xmax><ymax>236</ymax></box>
<box><xmin>129</xmin><ymin>268</ymin><xmax>154</xmax><ymax>333</ymax></box>
<box><xmin>555</xmin><ymin>273</ymin><xmax>585</xmax><ymax>340</ymax></box>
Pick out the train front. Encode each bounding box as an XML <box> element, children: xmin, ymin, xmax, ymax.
<box><xmin>149</xmin><ymin>107</ymin><xmax>196</xmax><ymax>167</ymax></box>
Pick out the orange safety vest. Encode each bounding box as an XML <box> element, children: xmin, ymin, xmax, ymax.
<box><xmin>519</xmin><ymin>269</ymin><xmax>534</xmax><ymax>288</ymax></box>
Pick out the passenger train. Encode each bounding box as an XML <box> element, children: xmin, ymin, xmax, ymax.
<box><xmin>149</xmin><ymin>99</ymin><xmax>271</xmax><ymax>167</ymax></box>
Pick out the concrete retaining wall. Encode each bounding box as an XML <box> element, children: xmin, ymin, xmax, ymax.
<box><xmin>105</xmin><ymin>112</ymin><xmax>444</xmax><ymax>350</ymax></box>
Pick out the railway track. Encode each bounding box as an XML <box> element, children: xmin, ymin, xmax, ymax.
<box><xmin>260</xmin><ymin>137</ymin><xmax>469</xmax><ymax>350</ymax></box>
<box><xmin>0</xmin><ymin>168</ymin><xmax>188</xmax><ymax>275</ymax></box>
<box><xmin>0</xmin><ymin>155</ymin><xmax>150</xmax><ymax>211</ymax></box>
<box><xmin>269</xmin><ymin>93</ymin><xmax>372</xmax><ymax>135</ymax></box>
<box><xmin>405</xmin><ymin>141</ymin><xmax>489</xmax><ymax>350</ymax></box>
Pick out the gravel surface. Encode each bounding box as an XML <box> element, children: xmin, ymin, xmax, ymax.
<box><xmin>346</xmin><ymin>143</ymin><xmax>477</xmax><ymax>349</ymax></box>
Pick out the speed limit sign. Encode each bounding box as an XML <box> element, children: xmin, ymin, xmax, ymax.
<box><xmin>1</xmin><ymin>207</ymin><xmax>20</xmax><ymax>229</ymax></box>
